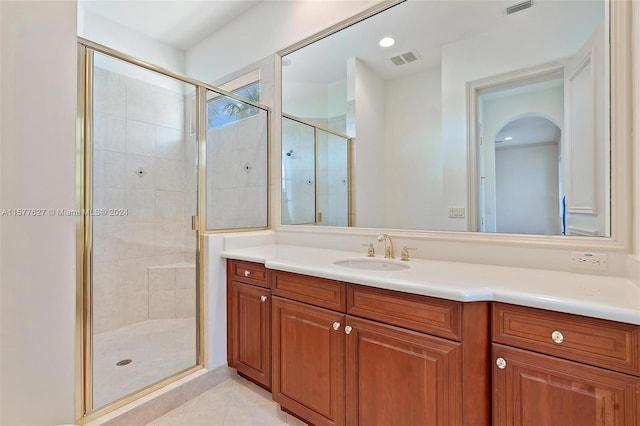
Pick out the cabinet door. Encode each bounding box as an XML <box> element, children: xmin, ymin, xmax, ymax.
<box><xmin>227</xmin><ymin>281</ymin><xmax>271</xmax><ymax>389</ymax></box>
<box><xmin>493</xmin><ymin>344</ymin><xmax>640</xmax><ymax>426</ymax></box>
<box><xmin>345</xmin><ymin>316</ymin><xmax>462</xmax><ymax>426</ymax></box>
<box><xmin>272</xmin><ymin>296</ymin><xmax>345</xmax><ymax>426</ymax></box>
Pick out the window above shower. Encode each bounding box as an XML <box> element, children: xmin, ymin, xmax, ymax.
<box><xmin>207</xmin><ymin>78</ymin><xmax>261</xmax><ymax>129</ymax></box>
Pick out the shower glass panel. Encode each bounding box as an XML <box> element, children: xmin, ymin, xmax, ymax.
<box><xmin>281</xmin><ymin>117</ymin><xmax>315</xmax><ymax>225</ymax></box>
<box><xmin>282</xmin><ymin>116</ymin><xmax>351</xmax><ymax>226</ymax></box>
<box><xmin>91</xmin><ymin>52</ymin><xmax>198</xmax><ymax>410</ymax></box>
<box><xmin>317</xmin><ymin>130</ymin><xmax>349</xmax><ymax>226</ymax></box>
<box><xmin>206</xmin><ymin>90</ymin><xmax>269</xmax><ymax>230</ymax></box>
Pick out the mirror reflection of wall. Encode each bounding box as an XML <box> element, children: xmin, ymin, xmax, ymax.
<box><xmin>281</xmin><ymin>0</ymin><xmax>609</xmax><ymax>236</ymax></box>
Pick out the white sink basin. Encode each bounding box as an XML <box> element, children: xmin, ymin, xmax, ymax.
<box><xmin>333</xmin><ymin>258</ymin><xmax>410</xmax><ymax>271</ymax></box>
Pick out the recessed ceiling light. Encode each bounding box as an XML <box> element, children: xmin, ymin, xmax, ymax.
<box><xmin>504</xmin><ymin>136</ymin><xmax>513</xmax><ymax>141</ymax></box>
<box><xmin>379</xmin><ymin>37</ymin><xmax>395</xmax><ymax>48</ymax></box>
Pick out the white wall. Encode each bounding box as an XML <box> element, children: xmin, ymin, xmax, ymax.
<box><xmin>495</xmin><ymin>143</ymin><xmax>560</xmax><ymax>235</ymax></box>
<box><xmin>0</xmin><ymin>1</ymin><xmax>77</xmax><ymax>425</ymax></box>
<box><xmin>282</xmin><ymin>81</ymin><xmax>330</xmax><ymax>118</ymax></box>
<box><xmin>635</xmin><ymin>2</ymin><xmax>640</xmax><ymax>255</ymax></box>
<box><xmin>630</xmin><ymin>1</ymin><xmax>640</xmax><ymax>282</ymax></box>
<box><xmin>0</xmin><ymin>4</ymin><xmax>3</xmax><ymax>422</ymax></box>
<box><xmin>351</xmin><ymin>58</ymin><xmax>386</xmax><ymax>227</ymax></box>
<box><xmin>186</xmin><ymin>0</ymin><xmax>380</xmax><ymax>83</ymax></box>
<box><xmin>384</xmin><ymin>67</ymin><xmax>445</xmax><ymax>230</ymax></box>
<box><xmin>328</xmin><ymin>79</ymin><xmax>347</xmax><ymax>118</ymax></box>
<box><xmin>78</xmin><ymin>7</ymin><xmax>186</xmax><ymax>77</ymax></box>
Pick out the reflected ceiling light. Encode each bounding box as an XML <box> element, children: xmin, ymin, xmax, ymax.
<box><xmin>379</xmin><ymin>37</ymin><xmax>395</xmax><ymax>47</ymax></box>
<box><xmin>504</xmin><ymin>137</ymin><xmax>513</xmax><ymax>140</ymax></box>
<box><xmin>282</xmin><ymin>58</ymin><xmax>292</xmax><ymax>66</ymax></box>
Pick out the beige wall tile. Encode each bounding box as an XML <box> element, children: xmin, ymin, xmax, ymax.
<box><xmin>149</xmin><ymin>289</ymin><xmax>175</xmax><ymax>319</ymax></box>
<box><xmin>149</xmin><ymin>267</ymin><xmax>176</xmax><ymax>291</ymax></box>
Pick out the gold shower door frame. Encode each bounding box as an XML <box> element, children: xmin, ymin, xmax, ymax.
<box><xmin>76</xmin><ymin>39</ymin><xmax>271</xmax><ymax>423</ymax></box>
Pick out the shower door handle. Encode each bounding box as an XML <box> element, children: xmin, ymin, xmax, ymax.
<box><xmin>191</xmin><ymin>216</ymin><xmax>199</xmax><ymax>231</ymax></box>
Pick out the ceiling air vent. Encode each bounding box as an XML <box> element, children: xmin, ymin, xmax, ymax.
<box><xmin>390</xmin><ymin>50</ymin><xmax>420</xmax><ymax>66</ymax></box>
<box><xmin>507</xmin><ymin>0</ymin><xmax>532</xmax><ymax>15</ymax></box>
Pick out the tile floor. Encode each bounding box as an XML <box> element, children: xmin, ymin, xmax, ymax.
<box><xmin>93</xmin><ymin>318</ymin><xmax>196</xmax><ymax>409</ymax></box>
<box><xmin>144</xmin><ymin>375</ymin><xmax>308</xmax><ymax>426</ymax></box>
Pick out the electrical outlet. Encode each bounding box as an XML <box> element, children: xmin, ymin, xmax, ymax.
<box><xmin>570</xmin><ymin>252</ymin><xmax>608</xmax><ymax>271</ymax></box>
<box><xmin>447</xmin><ymin>207</ymin><xmax>466</xmax><ymax>218</ymax></box>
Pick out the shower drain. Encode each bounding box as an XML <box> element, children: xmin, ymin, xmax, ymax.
<box><xmin>116</xmin><ymin>359</ymin><xmax>133</xmax><ymax>366</ymax></box>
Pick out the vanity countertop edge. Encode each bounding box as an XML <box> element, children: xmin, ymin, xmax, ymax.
<box><xmin>221</xmin><ymin>244</ymin><xmax>640</xmax><ymax>325</ymax></box>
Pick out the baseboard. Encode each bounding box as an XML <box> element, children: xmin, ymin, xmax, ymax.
<box><xmin>87</xmin><ymin>365</ymin><xmax>234</xmax><ymax>426</ymax></box>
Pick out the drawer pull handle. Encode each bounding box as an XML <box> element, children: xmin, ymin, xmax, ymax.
<box><xmin>496</xmin><ymin>357</ymin><xmax>507</xmax><ymax>369</ymax></box>
<box><xmin>551</xmin><ymin>331</ymin><xmax>564</xmax><ymax>344</ymax></box>
<box><xmin>332</xmin><ymin>322</ymin><xmax>341</xmax><ymax>331</ymax></box>
<box><xmin>244</xmin><ymin>270</ymin><xmax>251</xmax><ymax>277</ymax></box>
<box><xmin>345</xmin><ymin>325</ymin><xmax>353</xmax><ymax>335</ymax></box>
<box><xmin>260</xmin><ymin>295</ymin><xmax>267</xmax><ymax>302</ymax></box>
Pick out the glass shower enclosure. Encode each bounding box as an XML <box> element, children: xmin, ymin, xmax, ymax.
<box><xmin>77</xmin><ymin>39</ymin><xmax>270</xmax><ymax>419</ymax></box>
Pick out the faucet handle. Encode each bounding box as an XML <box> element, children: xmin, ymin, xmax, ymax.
<box><xmin>362</xmin><ymin>243</ymin><xmax>375</xmax><ymax>257</ymax></box>
<box><xmin>400</xmin><ymin>246</ymin><xmax>417</xmax><ymax>261</ymax></box>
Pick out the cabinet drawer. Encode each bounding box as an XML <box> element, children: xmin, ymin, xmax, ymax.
<box><xmin>228</xmin><ymin>260</ymin><xmax>269</xmax><ymax>288</ymax></box>
<box><xmin>272</xmin><ymin>271</ymin><xmax>345</xmax><ymax>311</ymax></box>
<box><xmin>493</xmin><ymin>303</ymin><xmax>640</xmax><ymax>375</ymax></box>
<box><xmin>347</xmin><ymin>284</ymin><xmax>462</xmax><ymax>341</ymax></box>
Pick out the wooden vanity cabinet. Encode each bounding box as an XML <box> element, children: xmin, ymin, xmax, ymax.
<box><xmin>345</xmin><ymin>315</ymin><xmax>463</xmax><ymax>426</ymax></box>
<box><xmin>492</xmin><ymin>303</ymin><xmax>640</xmax><ymax>426</ymax></box>
<box><xmin>227</xmin><ymin>260</ymin><xmax>271</xmax><ymax>389</ymax></box>
<box><xmin>271</xmin><ymin>272</ymin><xmax>491</xmax><ymax>426</ymax></box>
<box><xmin>272</xmin><ymin>296</ymin><xmax>346</xmax><ymax>426</ymax></box>
<box><xmin>346</xmin><ymin>285</ymin><xmax>490</xmax><ymax>426</ymax></box>
<box><xmin>271</xmin><ymin>270</ymin><xmax>347</xmax><ymax>426</ymax></box>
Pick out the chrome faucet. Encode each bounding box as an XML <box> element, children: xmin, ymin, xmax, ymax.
<box><xmin>377</xmin><ymin>234</ymin><xmax>395</xmax><ymax>259</ymax></box>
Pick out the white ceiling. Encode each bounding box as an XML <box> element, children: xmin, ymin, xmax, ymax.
<box><xmin>80</xmin><ymin>0</ymin><xmax>263</xmax><ymax>50</ymax></box>
<box><xmin>495</xmin><ymin>116</ymin><xmax>561</xmax><ymax>147</ymax></box>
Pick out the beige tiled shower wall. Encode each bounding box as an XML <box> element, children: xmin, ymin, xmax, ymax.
<box><xmin>206</xmin><ymin>112</ymin><xmax>268</xmax><ymax>229</ymax></box>
<box><xmin>147</xmin><ymin>264</ymin><xmax>196</xmax><ymax>319</ymax></box>
<box><xmin>92</xmin><ymin>67</ymin><xmax>195</xmax><ymax>334</ymax></box>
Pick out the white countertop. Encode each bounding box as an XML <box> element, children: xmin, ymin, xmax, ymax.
<box><xmin>221</xmin><ymin>244</ymin><xmax>640</xmax><ymax>325</ymax></box>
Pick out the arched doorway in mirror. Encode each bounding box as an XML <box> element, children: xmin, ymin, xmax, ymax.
<box><xmin>487</xmin><ymin>114</ymin><xmax>562</xmax><ymax>235</ymax></box>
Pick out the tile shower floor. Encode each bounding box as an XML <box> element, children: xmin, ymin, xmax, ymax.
<box><xmin>145</xmin><ymin>375</ymin><xmax>308</xmax><ymax>426</ymax></box>
<box><xmin>93</xmin><ymin>318</ymin><xmax>196</xmax><ymax>409</ymax></box>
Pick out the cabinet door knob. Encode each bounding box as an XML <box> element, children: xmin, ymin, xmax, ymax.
<box><xmin>260</xmin><ymin>295</ymin><xmax>267</xmax><ymax>302</ymax></box>
<box><xmin>551</xmin><ymin>330</ymin><xmax>564</xmax><ymax>344</ymax></box>
<box><xmin>496</xmin><ymin>357</ymin><xmax>507</xmax><ymax>369</ymax></box>
<box><xmin>332</xmin><ymin>322</ymin><xmax>341</xmax><ymax>331</ymax></box>
<box><xmin>244</xmin><ymin>270</ymin><xmax>251</xmax><ymax>277</ymax></box>
<box><xmin>345</xmin><ymin>325</ymin><xmax>353</xmax><ymax>335</ymax></box>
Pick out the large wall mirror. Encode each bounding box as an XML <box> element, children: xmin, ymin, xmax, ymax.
<box><xmin>281</xmin><ymin>0</ymin><xmax>614</xmax><ymax>238</ymax></box>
